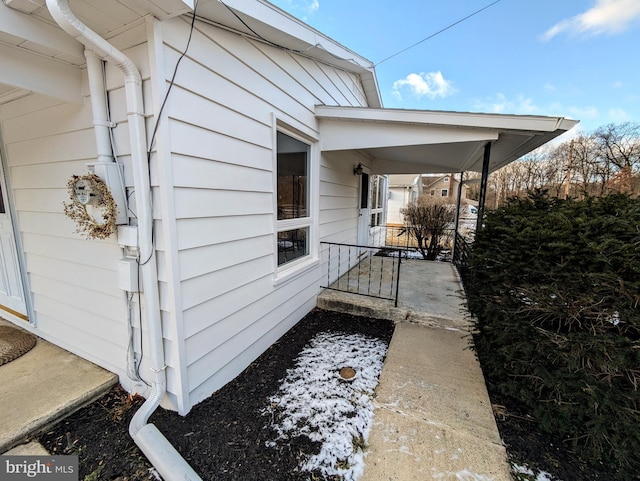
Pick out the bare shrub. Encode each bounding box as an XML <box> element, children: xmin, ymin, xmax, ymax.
<box><xmin>400</xmin><ymin>196</ymin><xmax>456</xmax><ymax>260</ymax></box>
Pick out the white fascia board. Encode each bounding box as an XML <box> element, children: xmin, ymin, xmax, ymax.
<box><xmin>0</xmin><ymin>43</ymin><xmax>82</xmax><ymax>103</ymax></box>
<box><xmin>316</xmin><ymin>105</ymin><xmax>579</xmax><ymax>134</ymax></box>
<box><xmin>0</xmin><ymin>1</ymin><xmax>85</xmax><ymax>65</ymax></box>
<box><xmin>220</xmin><ymin>0</ymin><xmax>374</xmax><ymax>70</ymax></box>
<box><xmin>360</xmin><ymin>72</ymin><xmax>382</xmax><ymax>108</ymax></box>
<box><xmin>141</xmin><ymin>0</ymin><xmax>194</xmax><ymax>18</ymax></box>
<box><xmin>318</xmin><ymin>117</ymin><xmax>498</xmax><ymax>152</ymax></box>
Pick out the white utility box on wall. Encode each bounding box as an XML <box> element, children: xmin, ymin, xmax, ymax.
<box><xmin>87</xmin><ymin>161</ymin><xmax>128</xmax><ymax>224</ymax></box>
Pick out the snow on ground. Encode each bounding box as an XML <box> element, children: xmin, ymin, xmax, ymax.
<box><xmin>264</xmin><ymin>331</ymin><xmax>388</xmax><ymax>481</ymax></box>
<box><xmin>512</xmin><ymin>463</ymin><xmax>560</xmax><ymax>481</ymax></box>
<box><xmin>381</xmin><ymin>248</ymin><xmax>451</xmax><ymax>262</ymax></box>
<box><xmin>431</xmin><ymin>469</ymin><xmax>497</xmax><ymax>481</ymax></box>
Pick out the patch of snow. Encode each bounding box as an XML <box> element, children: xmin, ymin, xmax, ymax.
<box><xmin>264</xmin><ymin>331</ymin><xmax>388</xmax><ymax>481</ymax></box>
<box><xmin>431</xmin><ymin>468</ymin><xmax>495</xmax><ymax>480</ymax></box>
<box><xmin>398</xmin><ymin>445</ymin><xmax>412</xmax><ymax>455</ymax></box>
<box><xmin>608</xmin><ymin>311</ymin><xmax>621</xmax><ymax>326</ymax></box>
<box><xmin>513</xmin><ymin>464</ymin><xmax>534</xmax><ymax>476</ymax></box>
<box><xmin>148</xmin><ymin>467</ymin><xmax>162</xmax><ymax>481</ymax></box>
<box><xmin>381</xmin><ymin>247</ymin><xmax>452</xmax><ymax>262</ymax></box>
<box><xmin>512</xmin><ymin>463</ymin><xmax>561</xmax><ymax>481</ymax></box>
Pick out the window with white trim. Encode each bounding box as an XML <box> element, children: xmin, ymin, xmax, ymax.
<box><xmin>370</xmin><ymin>175</ymin><xmax>386</xmax><ymax>227</ymax></box>
<box><xmin>441</xmin><ymin>189</ymin><xmax>448</xmax><ymax>197</ymax></box>
<box><xmin>276</xmin><ymin>131</ymin><xmax>311</xmax><ymax>267</ymax></box>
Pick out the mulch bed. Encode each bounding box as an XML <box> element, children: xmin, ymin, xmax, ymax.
<box><xmin>36</xmin><ymin>306</ymin><xmax>628</xmax><ymax>481</ymax></box>
<box><xmin>37</xmin><ymin>308</ymin><xmax>394</xmax><ymax>481</ymax></box>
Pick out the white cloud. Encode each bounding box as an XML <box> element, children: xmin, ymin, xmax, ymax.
<box><xmin>392</xmin><ymin>71</ymin><xmax>456</xmax><ymax>100</ymax></box>
<box><xmin>279</xmin><ymin>0</ymin><xmax>320</xmax><ymax>21</ymax></box>
<box><xmin>542</xmin><ymin>0</ymin><xmax>640</xmax><ymax>40</ymax></box>
<box><xmin>568</xmin><ymin>105</ymin><xmax>600</xmax><ymax>119</ymax></box>
<box><xmin>609</xmin><ymin>107</ymin><xmax>631</xmax><ymax>121</ymax></box>
<box><xmin>473</xmin><ymin>93</ymin><xmax>540</xmax><ymax>115</ymax></box>
<box><xmin>474</xmin><ymin>94</ymin><xmax>602</xmax><ymax>128</ymax></box>
<box><xmin>281</xmin><ymin>0</ymin><xmax>319</xmax><ymax>17</ymax></box>
<box><xmin>307</xmin><ymin>0</ymin><xmax>319</xmax><ymax>14</ymax></box>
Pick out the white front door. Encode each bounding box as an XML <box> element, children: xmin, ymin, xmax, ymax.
<box><xmin>0</xmin><ymin>161</ymin><xmax>27</xmax><ymax>321</ymax></box>
<box><xmin>357</xmin><ymin>169</ymin><xmax>371</xmax><ymax>246</ymax></box>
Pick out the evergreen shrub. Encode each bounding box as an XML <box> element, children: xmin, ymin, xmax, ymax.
<box><xmin>466</xmin><ymin>191</ymin><xmax>640</xmax><ymax>476</ymax></box>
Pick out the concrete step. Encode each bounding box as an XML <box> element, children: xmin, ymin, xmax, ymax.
<box><xmin>0</xmin><ymin>331</ymin><xmax>118</xmax><ymax>453</ymax></box>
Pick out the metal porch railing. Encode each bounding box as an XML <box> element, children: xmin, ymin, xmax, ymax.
<box><xmin>320</xmin><ymin>242</ymin><xmax>403</xmax><ymax>307</ymax></box>
<box><xmin>452</xmin><ymin>232</ymin><xmax>472</xmax><ymax>289</ymax></box>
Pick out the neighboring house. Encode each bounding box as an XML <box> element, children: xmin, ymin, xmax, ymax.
<box><xmin>386</xmin><ymin>173</ymin><xmax>467</xmax><ymax>226</ymax></box>
<box><xmin>0</xmin><ymin>0</ymin><xmax>578</xmax><ymax>420</ymax></box>
<box><xmin>387</xmin><ymin>174</ymin><xmax>418</xmax><ymax>225</ymax></box>
<box><xmin>422</xmin><ymin>174</ymin><xmax>463</xmax><ymax>200</ymax></box>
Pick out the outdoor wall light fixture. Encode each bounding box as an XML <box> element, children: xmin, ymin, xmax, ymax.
<box><xmin>353</xmin><ymin>163</ymin><xmax>364</xmax><ymax>176</ymax></box>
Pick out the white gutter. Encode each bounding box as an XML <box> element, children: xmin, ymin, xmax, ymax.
<box><xmin>45</xmin><ymin>1</ymin><xmax>201</xmax><ymax>480</ymax></box>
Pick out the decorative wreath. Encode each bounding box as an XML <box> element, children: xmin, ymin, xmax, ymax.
<box><xmin>63</xmin><ymin>173</ymin><xmax>118</xmax><ymax>240</ymax></box>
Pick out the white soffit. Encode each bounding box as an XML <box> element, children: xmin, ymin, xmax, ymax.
<box><xmin>316</xmin><ymin>106</ymin><xmax>579</xmax><ymax>174</ymax></box>
<box><xmin>0</xmin><ymin>1</ymin><xmax>84</xmax><ymax>64</ymax></box>
<box><xmin>0</xmin><ymin>42</ymin><xmax>82</xmax><ymax>103</ymax></box>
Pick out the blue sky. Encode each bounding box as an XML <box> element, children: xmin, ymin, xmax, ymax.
<box><xmin>269</xmin><ymin>0</ymin><xmax>640</xmax><ymax>136</ymax></box>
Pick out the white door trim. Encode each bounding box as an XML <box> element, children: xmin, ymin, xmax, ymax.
<box><xmin>357</xmin><ymin>166</ymin><xmax>371</xmax><ymax>247</ymax></box>
<box><xmin>0</xmin><ymin>131</ymin><xmax>31</xmax><ymax>323</ymax></box>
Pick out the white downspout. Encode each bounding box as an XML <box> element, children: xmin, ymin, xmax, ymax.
<box><xmin>84</xmin><ymin>50</ymin><xmax>113</xmax><ymax>164</ymax></box>
<box><xmin>45</xmin><ymin>2</ymin><xmax>201</xmax><ymax>480</ymax></box>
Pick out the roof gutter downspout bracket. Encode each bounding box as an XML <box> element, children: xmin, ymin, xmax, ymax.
<box><xmin>45</xmin><ymin>2</ymin><xmax>201</xmax><ymax>480</ymax></box>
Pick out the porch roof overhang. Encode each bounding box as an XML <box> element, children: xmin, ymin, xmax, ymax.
<box><xmin>316</xmin><ymin>105</ymin><xmax>579</xmax><ymax>174</ymax></box>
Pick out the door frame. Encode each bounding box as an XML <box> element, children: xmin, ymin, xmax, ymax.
<box><xmin>357</xmin><ymin>165</ymin><xmax>371</xmax><ymax>247</ymax></box>
<box><xmin>0</xmin><ymin>130</ymin><xmax>32</xmax><ymax>324</ymax></box>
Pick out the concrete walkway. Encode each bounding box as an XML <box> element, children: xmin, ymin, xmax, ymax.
<box><xmin>318</xmin><ymin>260</ymin><xmax>512</xmax><ymax>481</ymax></box>
<box><xmin>0</xmin><ymin>318</ymin><xmax>118</xmax><ymax>453</ymax></box>
<box><xmin>1</xmin><ymin>260</ymin><xmax>510</xmax><ymax>480</ymax></box>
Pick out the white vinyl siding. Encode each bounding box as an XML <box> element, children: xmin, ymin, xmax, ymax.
<box><xmin>0</xmin><ymin>94</ymin><xmax>129</xmax><ymax>378</ymax></box>
<box><xmin>0</xmin><ymin>13</ymin><xmax>371</xmax><ymax>415</ymax></box>
<box><xmin>157</xmin><ymin>16</ymin><xmax>367</xmax><ymax>410</ymax></box>
<box><xmin>0</xmin><ymin>25</ymin><xmax>189</xmax><ymax>408</ymax></box>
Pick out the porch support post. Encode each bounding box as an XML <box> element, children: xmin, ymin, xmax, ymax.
<box><xmin>452</xmin><ymin>171</ymin><xmax>464</xmax><ymax>261</ymax></box>
<box><xmin>476</xmin><ymin>142</ymin><xmax>492</xmax><ymax>233</ymax></box>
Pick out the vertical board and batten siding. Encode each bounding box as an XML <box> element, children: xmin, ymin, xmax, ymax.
<box><xmin>158</xmin><ymin>16</ymin><xmax>368</xmax><ymax>410</ymax></box>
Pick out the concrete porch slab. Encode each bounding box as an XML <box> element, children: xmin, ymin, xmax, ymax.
<box><xmin>318</xmin><ymin>260</ymin><xmax>469</xmax><ymax>330</ymax></box>
<box><xmin>0</xmin><ymin>319</ymin><xmax>118</xmax><ymax>453</ymax></box>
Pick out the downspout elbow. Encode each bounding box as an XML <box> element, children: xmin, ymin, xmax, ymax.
<box><xmin>47</xmin><ymin>0</ymin><xmax>141</xmax><ymax>85</ymax></box>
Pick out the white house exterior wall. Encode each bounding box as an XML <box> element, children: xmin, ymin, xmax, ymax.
<box><xmin>0</xmin><ymin>86</ymin><xmax>131</xmax><ymax>376</ymax></box>
<box><xmin>156</xmin><ymin>17</ymin><xmax>368</xmax><ymax>411</ymax></box>
<box><xmin>0</xmin><ymin>22</ymin><xmax>185</xmax><ymax>406</ymax></box>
